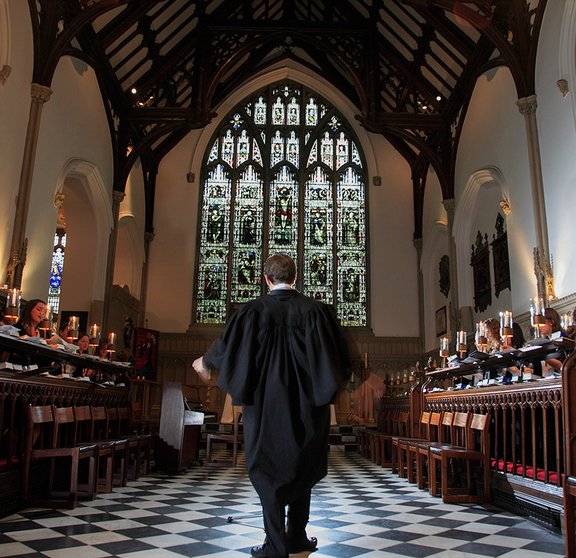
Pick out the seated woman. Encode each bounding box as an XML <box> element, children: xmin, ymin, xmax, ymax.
<box><xmin>70</xmin><ymin>333</ymin><xmax>93</xmax><ymax>378</ymax></box>
<box><xmin>15</xmin><ymin>299</ymin><xmax>47</xmax><ymax>338</ymax></box>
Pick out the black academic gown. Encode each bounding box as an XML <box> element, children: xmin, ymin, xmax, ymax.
<box><xmin>203</xmin><ymin>289</ymin><xmax>351</xmax><ymax>504</ymax></box>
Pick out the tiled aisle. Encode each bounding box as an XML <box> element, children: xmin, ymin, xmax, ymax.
<box><xmin>0</xmin><ymin>450</ymin><xmax>564</xmax><ymax>557</ymax></box>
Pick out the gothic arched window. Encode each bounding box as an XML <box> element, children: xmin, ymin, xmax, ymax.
<box><xmin>195</xmin><ymin>81</ymin><xmax>368</xmax><ymax>326</ymax></box>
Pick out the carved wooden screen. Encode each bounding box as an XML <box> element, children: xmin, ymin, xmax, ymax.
<box><xmin>195</xmin><ymin>81</ymin><xmax>368</xmax><ymax>326</ymax></box>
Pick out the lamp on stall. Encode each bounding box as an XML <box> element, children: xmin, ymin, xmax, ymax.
<box><xmin>499</xmin><ymin>310</ymin><xmax>514</xmax><ymax>345</ymax></box>
<box><xmin>107</xmin><ymin>331</ymin><xmax>116</xmax><ymax>355</ymax></box>
<box><xmin>4</xmin><ymin>288</ymin><xmax>21</xmax><ymax>323</ymax></box>
<box><xmin>439</xmin><ymin>336</ymin><xmax>449</xmax><ymax>367</ymax></box>
<box><xmin>89</xmin><ymin>323</ymin><xmax>101</xmax><ymax>349</ymax></box>
<box><xmin>67</xmin><ymin>315</ymin><xmax>79</xmax><ymax>341</ymax></box>
<box><xmin>475</xmin><ymin>321</ymin><xmax>488</xmax><ymax>352</ymax></box>
<box><xmin>38</xmin><ymin>304</ymin><xmax>53</xmax><ymax>339</ymax></box>
<box><xmin>530</xmin><ymin>297</ymin><xmax>546</xmax><ymax>337</ymax></box>
<box><xmin>456</xmin><ymin>330</ymin><xmax>467</xmax><ymax>357</ymax></box>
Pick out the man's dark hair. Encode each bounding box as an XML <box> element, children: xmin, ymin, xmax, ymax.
<box><xmin>264</xmin><ymin>253</ymin><xmax>296</xmax><ymax>284</ymax></box>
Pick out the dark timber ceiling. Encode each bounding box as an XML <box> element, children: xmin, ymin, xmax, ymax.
<box><xmin>28</xmin><ymin>0</ymin><xmax>547</xmax><ymax>236</ymax></box>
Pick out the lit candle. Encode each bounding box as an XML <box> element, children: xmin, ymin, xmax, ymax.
<box><xmin>562</xmin><ymin>313</ymin><xmax>573</xmax><ymax>330</ymax></box>
<box><xmin>4</xmin><ymin>288</ymin><xmax>21</xmax><ymax>320</ymax></box>
<box><xmin>475</xmin><ymin>322</ymin><xmax>488</xmax><ymax>351</ymax></box>
<box><xmin>68</xmin><ymin>316</ymin><xmax>80</xmax><ymax>333</ymax></box>
<box><xmin>108</xmin><ymin>332</ymin><xmax>116</xmax><ymax>347</ymax></box>
<box><xmin>90</xmin><ymin>323</ymin><xmax>100</xmax><ymax>341</ymax></box>
<box><xmin>439</xmin><ymin>336</ymin><xmax>449</xmax><ymax>357</ymax></box>
<box><xmin>499</xmin><ymin>310</ymin><xmax>513</xmax><ymax>341</ymax></box>
<box><xmin>456</xmin><ymin>330</ymin><xmax>466</xmax><ymax>346</ymax></box>
<box><xmin>530</xmin><ymin>297</ymin><xmax>546</xmax><ymax>328</ymax></box>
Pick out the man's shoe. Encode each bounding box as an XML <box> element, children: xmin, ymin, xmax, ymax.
<box><xmin>288</xmin><ymin>536</ymin><xmax>318</xmax><ymax>553</ymax></box>
<box><xmin>250</xmin><ymin>544</ymin><xmax>267</xmax><ymax>557</ymax></box>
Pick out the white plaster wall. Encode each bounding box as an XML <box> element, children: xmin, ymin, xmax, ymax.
<box><xmin>146</xmin><ymin>130</ymin><xmax>202</xmax><ymax>332</ymax></box>
<box><xmin>456</xmin><ymin>67</ymin><xmax>535</xmax><ymax>317</ymax></box>
<box><xmin>536</xmin><ymin>0</ymin><xmax>576</xmax><ymax>299</ymax></box>
<box><xmin>23</xmin><ymin>56</ymin><xmax>113</xmax><ymax>300</ymax></box>
<box><xmin>0</xmin><ymin>0</ymin><xmax>32</xmax><ymax>282</ymax></box>
<box><xmin>367</xmin><ymin>133</ymin><xmax>418</xmax><ymax>337</ymax></box>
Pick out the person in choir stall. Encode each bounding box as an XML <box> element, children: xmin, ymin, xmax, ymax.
<box><xmin>193</xmin><ymin>253</ymin><xmax>352</xmax><ymax>558</ymax></box>
<box><xmin>15</xmin><ymin>300</ymin><xmax>60</xmax><ymax>344</ymax></box>
<box><xmin>540</xmin><ymin>307</ymin><xmax>570</xmax><ymax>372</ymax></box>
<box><xmin>566</xmin><ymin>306</ymin><xmax>576</xmax><ymax>341</ymax></box>
<box><xmin>70</xmin><ymin>333</ymin><xmax>93</xmax><ymax>378</ymax></box>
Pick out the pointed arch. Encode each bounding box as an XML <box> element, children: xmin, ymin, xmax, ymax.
<box><xmin>54</xmin><ymin>159</ymin><xmax>112</xmax><ymax>300</ymax></box>
<box><xmin>453</xmin><ymin>167</ymin><xmax>508</xmax><ymax>306</ymax></box>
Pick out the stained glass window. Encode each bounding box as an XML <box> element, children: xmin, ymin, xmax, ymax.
<box><xmin>195</xmin><ymin>81</ymin><xmax>368</xmax><ymax>326</ymax></box>
<box><xmin>47</xmin><ymin>228</ymin><xmax>66</xmax><ymax>314</ymax></box>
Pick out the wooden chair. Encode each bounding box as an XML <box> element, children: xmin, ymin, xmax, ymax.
<box><xmin>117</xmin><ymin>405</ymin><xmax>153</xmax><ymax>479</ymax></box>
<box><xmin>22</xmin><ymin>405</ymin><xmax>91</xmax><ymax>508</ymax></box>
<box><xmin>86</xmin><ymin>406</ymin><xmax>117</xmax><ymax>493</ymax></box>
<box><xmin>429</xmin><ymin>412</ymin><xmax>491</xmax><ymax>503</ymax></box>
<box><xmin>415</xmin><ymin>411</ymin><xmax>452</xmax><ymax>490</ymax></box>
<box><xmin>52</xmin><ymin>406</ymin><xmax>98</xmax><ymax>500</ymax></box>
<box><xmin>391</xmin><ymin>411</ymin><xmax>430</xmax><ymax>477</ymax></box>
<box><xmin>104</xmin><ymin>406</ymin><xmax>130</xmax><ymax>487</ymax></box>
<box><xmin>375</xmin><ymin>411</ymin><xmax>409</xmax><ymax>467</ymax></box>
<box><xmin>94</xmin><ymin>406</ymin><xmax>128</xmax><ymax>488</ymax></box>
<box><xmin>74</xmin><ymin>405</ymin><xmax>115</xmax><ymax>494</ymax></box>
<box><xmin>206</xmin><ymin>409</ymin><xmax>242</xmax><ymax>466</ymax></box>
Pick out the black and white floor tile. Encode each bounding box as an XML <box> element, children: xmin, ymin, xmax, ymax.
<box><xmin>0</xmin><ymin>449</ymin><xmax>564</xmax><ymax>557</ymax></box>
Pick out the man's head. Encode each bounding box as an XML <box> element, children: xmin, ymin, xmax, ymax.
<box><xmin>264</xmin><ymin>253</ymin><xmax>296</xmax><ymax>286</ymax></box>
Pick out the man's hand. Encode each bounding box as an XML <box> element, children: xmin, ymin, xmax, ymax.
<box><xmin>193</xmin><ymin>356</ymin><xmax>212</xmax><ymax>384</ymax></box>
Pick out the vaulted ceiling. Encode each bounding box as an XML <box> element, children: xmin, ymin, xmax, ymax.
<box><xmin>28</xmin><ymin>0</ymin><xmax>548</xmax><ymax>237</ymax></box>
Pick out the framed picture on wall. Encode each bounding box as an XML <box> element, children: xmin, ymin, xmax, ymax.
<box><xmin>133</xmin><ymin>328</ymin><xmax>159</xmax><ymax>380</ymax></box>
<box><xmin>435</xmin><ymin>306</ymin><xmax>447</xmax><ymax>337</ymax></box>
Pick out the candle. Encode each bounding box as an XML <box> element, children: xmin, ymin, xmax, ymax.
<box><xmin>108</xmin><ymin>332</ymin><xmax>116</xmax><ymax>347</ymax></box>
<box><xmin>562</xmin><ymin>313</ymin><xmax>573</xmax><ymax>330</ymax></box>
<box><xmin>439</xmin><ymin>336</ymin><xmax>449</xmax><ymax>357</ymax></box>
<box><xmin>530</xmin><ymin>297</ymin><xmax>546</xmax><ymax>327</ymax></box>
<box><xmin>456</xmin><ymin>330</ymin><xmax>466</xmax><ymax>346</ymax></box>
<box><xmin>4</xmin><ymin>288</ymin><xmax>21</xmax><ymax>320</ymax></box>
<box><xmin>499</xmin><ymin>310</ymin><xmax>513</xmax><ymax>341</ymax></box>
<box><xmin>475</xmin><ymin>322</ymin><xmax>488</xmax><ymax>351</ymax></box>
<box><xmin>90</xmin><ymin>323</ymin><xmax>100</xmax><ymax>341</ymax></box>
<box><xmin>68</xmin><ymin>315</ymin><xmax>79</xmax><ymax>332</ymax></box>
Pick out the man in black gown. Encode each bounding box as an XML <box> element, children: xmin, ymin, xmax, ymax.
<box><xmin>193</xmin><ymin>253</ymin><xmax>352</xmax><ymax>557</ymax></box>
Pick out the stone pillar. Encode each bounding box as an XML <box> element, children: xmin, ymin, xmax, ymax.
<box><xmin>516</xmin><ymin>95</ymin><xmax>554</xmax><ymax>300</ymax></box>
<box><xmin>413</xmin><ymin>237</ymin><xmax>425</xmax><ymax>351</ymax></box>
<box><xmin>138</xmin><ymin>231</ymin><xmax>154</xmax><ymax>327</ymax></box>
<box><xmin>102</xmin><ymin>190</ymin><xmax>125</xmax><ymax>332</ymax></box>
<box><xmin>442</xmin><ymin>198</ymin><xmax>460</xmax><ymax>333</ymax></box>
<box><xmin>5</xmin><ymin>83</ymin><xmax>52</xmax><ymax>288</ymax></box>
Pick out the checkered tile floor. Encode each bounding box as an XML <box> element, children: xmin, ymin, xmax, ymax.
<box><xmin>0</xmin><ymin>449</ymin><xmax>564</xmax><ymax>557</ymax></box>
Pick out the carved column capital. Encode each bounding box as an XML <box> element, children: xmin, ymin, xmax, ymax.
<box><xmin>0</xmin><ymin>64</ymin><xmax>11</xmax><ymax>85</ymax></box>
<box><xmin>516</xmin><ymin>95</ymin><xmax>538</xmax><ymax>116</ymax></box>
<box><xmin>30</xmin><ymin>83</ymin><xmax>53</xmax><ymax>103</ymax></box>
